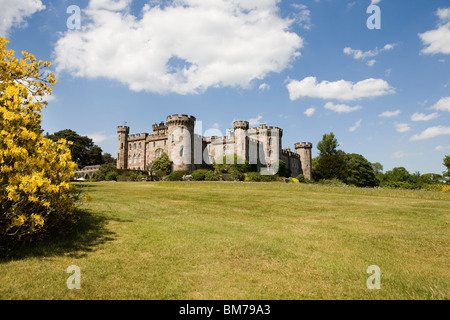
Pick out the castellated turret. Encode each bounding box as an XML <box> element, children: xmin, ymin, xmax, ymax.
<box><xmin>117</xmin><ymin>125</ymin><xmax>130</xmax><ymax>169</ymax></box>
<box><xmin>166</xmin><ymin>114</ymin><xmax>196</xmax><ymax>172</ymax></box>
<box><xmin>295</xmin><ymin>142</ymin><xmax>313</xmax><ymax>180</ymax></box>
<box><xmin>233</xmin><ymin>121</ymin><xmax>249</xmax><ymax>159</ymax></box>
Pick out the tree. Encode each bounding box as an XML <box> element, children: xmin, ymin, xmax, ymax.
<box><xmin>46</xmin><ymin>129</ymin><xmax>103</xmax><ymax>168</ymax></box>
<box><xmin>313</xmin><ymin>151</ymin><xmax>347</xmax><ymax>181</ymax></box>
<box><xmin>213</xmin><ymin>154</ymin><xmax>251</xmax><ymax>175</ymax></box>
<box><xmin>147</xmin><ymin>152</ymin><xmax>172</xmax><ymax>180</ymax></box>
<box><xmin>102</xmin><ymin>153</ymin><xmax>116</xmax><ymax>165</ymax></box>
<box><xmin>444</xmin><ymin>155</ymin><xmax>450</xmax><ymax>182</ymax></box>
<box><xmin>0</xmin><ymin>37</ymin><xmax>77</xmax><ymax>249</ymax></box>
<box><xmin>371</xmin><ymin>162</ymin><xmax>383</xmax><ymax>176</ymax></box>
<box><xmin>317</xmin><ymin>132</ymin><xmax>339</xmax><ymax>156</ymax></box>
<box><xmin>345</xmin><ymin>154</ymin><xmax>379</xmax><ymax>187</ymax></box>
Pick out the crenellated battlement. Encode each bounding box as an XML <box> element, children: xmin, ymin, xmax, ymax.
<box><xmin>117</xmin><ymin>125</ymin><xmax>130</xmax><ymax>133</ymax></box>
<box><xmin>295</xmin><ymin>142</ymin><xmax>313</xmax><ymax>149</ymax></box>
<box><xmin>128</xmin><ymin>133</ymin><xmax>148</xmax><ymax>140</ymax></box>
<box><xmin>166</xmin><ymin>114</ymin><xmax>196</xmax><ymax>127</ymax></box>
<box><xmin>233</xmin><ymin>120</ymin><xmax>249</xmax><ymax>130</ymax></box>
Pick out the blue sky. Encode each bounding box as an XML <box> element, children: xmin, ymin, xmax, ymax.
<box><xmin>1</xmin><ymin>0</ymin><xmax>450</xmax><ymax>174</ymax></box>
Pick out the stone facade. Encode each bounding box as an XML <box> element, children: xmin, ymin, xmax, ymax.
<box><xmin>117</xmin><ymin>114</ymin><xmax>313</xmax><ymax>180</ymax></box>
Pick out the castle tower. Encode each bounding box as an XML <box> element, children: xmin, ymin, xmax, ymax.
<box><xmin>233</xmin><ymin>120</ymin><xmax>249</xmax><ymax>161</ymax></box>
<box><xmin>295</xmin><ymin>142</ymin><xmax>313</xmax><ymax>180</ymax></box>
<box><xmin>166</xmin><ymin>114</ymin><xmax>196</xmax><ymax>172</ymax></box>
<box><xmin>267</xmin><ymin>126</ymin><xmax>283</xmax><ymax>167</ymax></box>
<box><xmin>117</xmin><ymin>126</ymin><xmax>130</xmax><ymax>169</ymax></box>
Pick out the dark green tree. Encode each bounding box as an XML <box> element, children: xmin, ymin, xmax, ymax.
<box><xmin>371</xmin><ymin>162</ymin><xmax>383</xmax><ymax>176</ymax></box>
<box><xmin>313</xmin><ymin>151</ymin><xmax>347</xmax><ymax>181</ymax></box>
<box><xmin>345</xmin><ymin>154</ymin><xmax>379</xmax><ymax>187</ymax></box>
<box><xmin>213</xmin><ymin>154</ymin><xmax>251</xmax><ymax>174</ymax></box>
<box><xmin>444</xmin><ymin>155</ymin><xmax>450</xmax><ymax>182</ymax></box>
<box><xmin>46</xmin><ymin>129</ymin><xmax>103</xmax><ymax>168</ymax></box>
<box><xmin>317</xmin><ymin>132</ymin><xmax>339</xmax><ymax>156</ymax></box>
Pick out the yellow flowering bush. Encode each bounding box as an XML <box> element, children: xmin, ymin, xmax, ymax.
<box><xmin>1</xmin><ymin>37</ymin><xmax>78</xmax><ymax>249</ymax></box>
<box><xmin>442</xmin><ymin>185</ymin><xmax>450</xmax><ymax>193</ymax></box>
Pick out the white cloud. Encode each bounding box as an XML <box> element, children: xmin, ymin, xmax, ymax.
<box><xmin>366</xmin><ymin>59</ymin><xmax>376</xmax><ymax>67</ymax></box>
<box><xmin>86</xmin><ymin>131</ymin><xmax>114</xmax><ymax>144</ymax></box>
<box><xmin>258</xmin><ymin>83</ymin><xmax>270</xmax><ymax>91</ymax></box>
<box><xmin>248</xmin><ymin>115</ymin><xmax>264</xmax><ymax>127</ymax></box>
<box><xmin>436</xmin><ymin>145</ymin><xmax>450</xmax><ymax>151</ymax></box>
<box><xmin>379</xmin><ymin>110</ymin><xmax>400</xmax><ymax>118</ymax></box>
<box><xmin>410</xmin><ymin>126</ymin><xmax>450</xmax><ymax>141</ymax></box>
<box><xmin>287</xmin><ymin>77</ymin><xmax>395</xmax><ymax>101</ymax></box>
<box><xmin>411</xmin><ymin>112</ymin><xmax>439</xmax><ymax>122</ymax></box>
<box><xmin>0</xmin><ymin>0</ymin><xmax>45</xmax><ymax>37</ymax></box>
<box><xmin>343</xmin><ymin>43</ymin><xmax>396</xmax><ymax>66</ymax></box>
<box><xmin>324</xmin><ymin>102</ymin><xmax>362</xmax><ymax>114</ymax></box>
<box><xmin>392</xmin><ymin>151</ymin><xmax>422</xmax><ymax>159</ymax></box>
<box><xmin>291</xmin><ymin>4</ymin><xmax>312</xmax><ymax>30</ymax></box>
<box><xmin>304</xmin><ymin>107</ymin><xmax>315</xmax><ymax>117</ymax></box>
<box><xmin>395</xmin><ymin>123</ymin><xmax>411</xmax><ymax>133</ymax></box>
<box><xmin>54</xmin><ymin>0</ymin><xmax>303</xmax><ymax>95</ymax></box>
<box><xmin>419</xmin><ymin>8</ymin><xmax>450</xmax><ymax>55</ymax></box>
<box><xmin>430</xmin><ymin>97</ymin><xmax>450</xmax><ymax>112</ymax></box>
<box><xmin>371</xmin><ymin>0</ymin><xmax>381</xmax><ymax>5</ymax></box>
<box><xmin>349</xmin><ymin>119</ymin><xmax>362</xmax><ymax>132</ymax></box>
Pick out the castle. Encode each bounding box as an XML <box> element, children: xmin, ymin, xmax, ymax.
<box><xmin>117</xmin><ymin>114</ymin><xmax>313</xmax><ymax>179</ymax></box>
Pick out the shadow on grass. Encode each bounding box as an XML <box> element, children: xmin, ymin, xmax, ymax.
<box><xmin>0</xmin><ymin>209</ymin><xmax>123</xmax><ymax>263</ymax></box>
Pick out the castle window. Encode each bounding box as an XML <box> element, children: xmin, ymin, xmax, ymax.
<box><xmin>156</xmin><ymin>148</ymin><xmax>163</xmax><ymax>158</ymax></box>
<box><xmin>138</xmin><ymin>154</ymin><xmax>141</xmax><ymax>162</ymax></box>
<box><xmin>153</xmin><ymin>142</ymin><xmax>155</xmax><ymax>147</ymax></box>
<box><xmin>129</xmin><ymin>155</ymin><xmax>131</xmax><ymax>162</ymax></box>
<box><xmin>121</xmin><ymin>143</ymin><xmax>123</xmax><ymax>149</ymax></box>
<box><xmin>134</xmin><ymin>143</ymin><xmax>136</xmax><ymax>150</ymax></box>
<box><xmin>172</xmin><ymin>134</ymin><xmax>174</xmax><ymax>143</ymax></box>
<box><xmin>133</xmin><ymin>154</ymin><xmax>136</xmax><ymax>163</ymax></box>
<box><xmin>139</xmin><ymin>143</ymin><xmax>141</xmax><ymax>149</ymax></box>
<box><xmin>269</xmin><ymin>138</ymin><xmax>272</xmax><ymax>146</ymax></box>
<box><xmin>269</xmin><ymin>150</ymin><xmax>274</xmax><ymax>161</ymax></box>
<box><xmin>180</xmin><ymin>145</ymin><xmax>184</xmax><ymax>157</ymax></box>
<box><xmin>129</xmin><ymin>144</ymin><xmax>131</xmax><ymax>150</ymax></box>
<box><xmin>181</xmin><ymin>127</ymin><xmax>184</xmax><ymax>133</ymax></box>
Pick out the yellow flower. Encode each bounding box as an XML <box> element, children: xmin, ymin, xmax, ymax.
<box><xmin>12</xmin><ymin>215</ymin><xmax>27</xmax><ymax>227</ymax></box>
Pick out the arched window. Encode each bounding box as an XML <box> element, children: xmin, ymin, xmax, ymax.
<box><xmin>269</xmin><ymin>138</ymin><xmax>272</xmax><ymax>146</ymax></box>
<box><xmin>128</xmin><ymin>155</ymin><xmax>131</xmax><ymax>163</ymax></box>
<box><xmin>172</xmin><ymin>134</ymin><xmax>174</xmax><ymax>143</ymax></box>
<box><xmin>133</xmin><ymin>154</ymin><xmax>136</xmax><ymax>163</ymax></box>
<box><xmin>134</xmin><ymin>143</ymin><xmax>136</xmax><ymax>150</ymax></box>
<box><xmin>129</xmin><ymin>144</ymin><xmax>131</xmax><ymax>150</ymax></box>
<box><xmin>138</xmin><ymin>154</ymin><xmax>141</xmax><ymax>163</ymax></box>
<box><xmin>180</xmin><ymin>145</ymin><xmax>184</xmax><ymax>157</ymax></box>
<box><xmin>139</xmin><ymin>143</ymin><xmax>142</xmax><ymax>149</ymax></box>
<box><xmin>181</xmin><ymin>127</ymin><xmax>184</xmax><ymax>133</ymax></box>
<box><xmin>155</xmin><ymin>148</ymin><xmax>163</xmax><ymax>158</ymax></box>
<box><xmin>269</xmin><ymin>150</ymin><xmax>273</xmax><ymax>161</ymax></box>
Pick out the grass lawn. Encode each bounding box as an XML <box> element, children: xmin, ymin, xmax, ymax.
<box><xmin>1</xmin><ymin>181</ymin><xmax>449</xmax><ymax>300</ymax></box>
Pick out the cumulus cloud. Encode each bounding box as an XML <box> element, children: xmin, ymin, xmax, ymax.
<box><xmin>248</xmin><ymin>115</ymin><xmax>264</xmax><ymax>127</ymax></box>
<box><xmin>258</xmin><ymin>83</ymin><xmax>270</xmax><ymax>91</ymax></box>
<box><xmin>411</xmin><ymin>112</ymin><xmax>439</xmax><ymax>122</ymax></box>
<box><xmin>419</xmin><ymin>7</ymin><xmax>450</xmax><ymax>55</ymax></box>
<box><xmin>287</xmin><ymin>77</ymin><xmax>395</xmax><ymax>101</ymax></box>
<box><xmin>379</xmin><ymin>110</ymin><xmax>400</xmax><ymax>118</ymax></box>
<box><xmin>410</xmin><ymin>126</ymin><xmax>450</xmax><ymax>141</ymax></box>
<box><xmin>394</xmin><ymin>123</ymin><xmax>411</xmax><ymax>133</ymax></box>
<box><xmin>54</xmin><ymin>0</ymin><xmax>303</xmax><ymax>95</ymax></box>
<box><xmin>0</xmin><ymin>0</ymin><xmax>45</xmax><ymax>37</ymax></box>
<box><xmin>430</xmin><ymin>97</ymin><xmax>450</xmax><ymax>112</ymax></box>
<box><xmin>304</xmin><ymin>107</ymin><xmax>315</xmax><ymax>117</ymax></box>
<box><xmin>324</xmin><ymin>102</ymin><xmax>362</xmax><ymax>114</ymax></box>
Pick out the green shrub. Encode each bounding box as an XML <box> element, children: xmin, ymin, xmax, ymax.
<box><xmin>167</xmin><ymin>171</ymin><xmax>184</xmax><ymax>181</ymax></box>
<box><xmin>192</xmin><ymin>169</ymin><xmax>209</xmax><ymax>181</ymax></box>
<box><xmin>296</xmin><ymin>174</ymin><xmax>305</xmax><ymax>183</ymax></box>
<box><xmin>247</xmin><ymin>172</ymin><xmax>278</xmax><ymax>182</ymax></box>
<box><xmin>231</xmin><ymin>169</ymin><xmax>245</xmax><ymax>181</ymax></box>
<box><xmin>205</xmin><ymin>171</ymin><xmax>219</xmax><ymax>181</ymax></box>
<box><xmin>105</xmin><ymin>172</ymin><xmax>118</xmax><ymax>181</ymax></box>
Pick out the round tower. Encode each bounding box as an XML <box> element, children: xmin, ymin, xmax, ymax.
<box><xmin>295</xmin><ymin>142</ymin><xmax>313</xmax><ymax>180</ymax></box>
<box><xmin>233</xmin><ymin>121</ymin><xmax>249</xmax><ymax>161</ymax></box>
<box><xmin>166</xmin><ymin>114</ymin><xmax>196</xmax><ymax>172</ymax></box>
<box><xmin>117</xmin><ymin>126</ymin><xmax>130</xmax><ymax>169</ymax></box>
